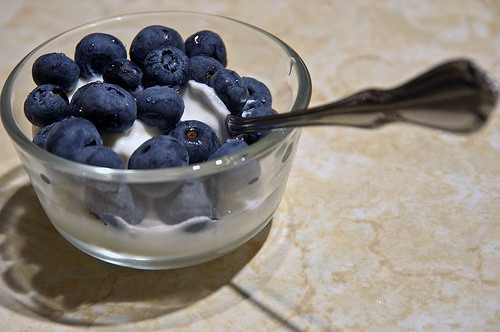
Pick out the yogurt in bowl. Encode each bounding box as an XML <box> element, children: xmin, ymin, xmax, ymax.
<box><xmin>1</xmin><ymin>11</ymin><xmax>311</xmax><ymax>269</ymax></box>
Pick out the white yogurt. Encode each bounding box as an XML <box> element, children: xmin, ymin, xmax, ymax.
<box><xmin>180</xmin><ymin>80</ymin><xmax>231</xmax><ymax>143</ymax></box>
<box><xmin>100</xmin><ymin>119</ymin><xmax>162</xmax><ymax>163</ymax></box>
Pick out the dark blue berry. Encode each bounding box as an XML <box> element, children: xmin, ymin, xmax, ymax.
<box><xmin>168</xmin><ymin>120</ymin><xmax>220</xmax><ymax>164</ymax></box>
<box><xmin>155</xmin><ymin>180</ymin><xmax>215</xmax><ymax>227</ymax></box>
<box><xmin>211</xmin><ymin>157</ymin><xmax>261</xmax><ymax>194</ymax></box>
<box><xmin>86</xmin><ymin>184</ymin><xmax>146</xmax><ymax>226</ymax></box>
<box><xmin>210</xmin><ymin>139</ymin><xmax>248</xmax><ymax>159</ymax></box>
<box><xmin>32</xmin><ymin>53</ymin><xmax>80</xmax><ymax>92</ymax></box>
<box><xmin>241</xmin><ymin>106</ymin><xmax>278</xmax><ymax>144</ymax></box>
<box><xmin>241</xmin><ymin>76</ymin><xmax>272</xmax><ymax>111</ymax></box>
<box><xmin>45</xmin><ymin>117</ymin><xmax>103</xmax><ymax>161</ymax></box>
<box><xmin>128</xmin><ymin>135</ymin><xmax>189</xmax><ymax>170</ymax></box>
<box><xmin>142</xmin><ymin>46</ymin><xmax>190</xmax><ymax>90</ymax></box>
<box><xmin>75</xmin><ymin>145</ymin><xmax>125</xmax><ymax>169</ymax></box>
<box><xmin>136</xmin><ymin>86</ymin><xmax>184</xmax><ymax>133</ymax></box>
<box><xmin>32</xmin><ymin>121</ymin><xmax>60</xmax><ymax>148</ymax></box>
<box><xmin>24</xmin><ymin>84</ymin><xmax>70</xmax><ymax>127</ymax></box>
<box><xmin>208</xmin><ymin>140</ymin><xmax>259</xmax><ymax>193</ymax></box>
<box><xmin>131</xmin><ymin>180</ymin><xmax>183</xmax><ymax>199</ymax></box>
<box><xmin>188</xmin><ymin>55</ymin><xmax>224</xmax><ymax>85</ymax></box>
<box><xmin>209</xmin><ymin>69</ymin><xmax>249</xmax><ymax>115</ymax></box>
<box><xmin>79</xmin><ymin>82</ymin><xmax>137</xmax><ymax>133</ymax></box>
<box><xmin>74</xmin><ymin>33</ymin><xmax>127</xmax><ymax>79</ymax></box>
<box><xmin>130</xmin><ymin>25</ymin><xmax>185</xmax><ymax>69</ymax></box>
<box><xmin>69</xmin><ymin>81</ymin><xmax>101</xmax><ymax>117</ymax></box>
<box><xmin>184</xmin><ymin>30</ymin><xmax>227</xmax><ymax>67</ymax></box>
<box><xmin>102</xmin><ymin>58</ymin><xmax>143</xmax><ymax>96</ymax></box>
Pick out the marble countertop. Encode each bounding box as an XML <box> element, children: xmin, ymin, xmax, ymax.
<box><xmin>0</xmin><ymin>1</ymin><xmax>499</xmax><ymax>331</ymax></box>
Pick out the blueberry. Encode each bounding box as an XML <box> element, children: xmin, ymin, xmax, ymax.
<box><xmin>32</xmin><ymin>121</ymin><xmax>60</xmax><ymax>148</ymax></box>
<box><xmin>155</xmin><ymin>180</ymin><xmax>215</xmax><ymax>227</ymax></box>
<box><xmin>131</xmin><ymin>180</ymin><xmax>183</xmax><ymax>199</ymax></box>
<box><xmin>188</xmin><ymin>55</ymin><xmax>224</xmax><ymax>85</ymax></box>
<box><xmin>212</xmin><ymin>157</ymin><xmax>261</xmax><ymax>194</ymax></box>
<box><xmin>128</xmin><ymin>135</ymin><xmax>189</xmax><ymax>170</ymax></box>
<box><xmin>24</xmin><ymin>84</ymin><xmax>70</xmax><ymax>127</ymax></box>
<box><xmin>241</xmin><ymin>76</ymin><xmax>272</xmax><ymax>111</ymax></box>
<box><xmin>142</xmin><ymin>46</ymin><xmax>190</xmax><ymax>90</ymax></box>
<box><xmin>210</xmin><ymin>139</ymin><xmax>248</xmax><ymax>159</ymax></box>
<box><xmin>75</xmin><ymin>145</ymin><xmax>125</xmax><ymax>169</ymax></box>
<box><xmin>69</xmin><ymin>81</ymin><xmax>101</xmax><ymax>117</ymax></box>
<box><xmin>209</xmin><ymin>69</ymin><xmax>249</xmax><ymax>115</ymax></box>
<box><xmin>184</xmin><ymin>30</ymin><xmax>227</xmax><ymax>67</ymax></box>
<box><xmin>74</xmin><ymin>33</ymin><xmax>127</xmax><ymax>79</ymax></box>
<box><xmin>32</xmin><ymin>53</ymin><xmax>80</xmax><ymax>92</ymax></box>
<box><xmin>45</xmin><ymin>117</ymin><xmax>103</xmax><ymax>161</ymax></box>
<box><xmin>241</xmin><ymin>106</ymin><xmax>278</xmax><ymax>144</ymax></box>
<box><xmin>169</xmin><ymin>120</ymin><xmax>220</xmax><ymax>164</ymax></box>
<box><xmin>86</xmin><ymin>184</ymin><xmax>146</xmax><ymax>226</ymax></box>
<box><xmin>79</xmin><ymin>82</ymin><xmax>137</xmax><ymax>133</ymax></box>
<box><xmin>129</xmin><ymin>25</ymin><xmax>185</xmax><ymax>69</ymax></box>
<box><xmin>102</xmin><ymin>58</ymin><xmax>143</xmax><ymax>96</ymax></box>
<box><xmin>208</xmin><ymin>139</ymin><xmax>260</xmax><ymax>194</ymax></box>
<box><xmin>136</xmin><ymin>86</ymin><xmax>184</xmax><ymax>133</ymax></box>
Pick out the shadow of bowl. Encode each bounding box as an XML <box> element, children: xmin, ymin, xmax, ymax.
<box><xmin>0</xmin><ymin>170</ymin><xmax>271</xmax><ymax>326</ymax></box>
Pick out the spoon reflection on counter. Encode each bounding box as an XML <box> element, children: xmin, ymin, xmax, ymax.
<box><xmin>226</xmin><ymin>59</ymin><xmax>499</xmax><ymax>136</ymax></box>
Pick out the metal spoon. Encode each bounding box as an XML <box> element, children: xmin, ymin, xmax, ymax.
<box><xmin>226</xmin><ymin>59</ymin><xmax>499</xmax><ymax>136</ymax></box>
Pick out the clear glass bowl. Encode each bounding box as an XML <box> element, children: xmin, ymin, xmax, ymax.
<box><xmin>1</xmin><ymin>11</ymin><xmax>311</xmax><ymax>269</ymax></box>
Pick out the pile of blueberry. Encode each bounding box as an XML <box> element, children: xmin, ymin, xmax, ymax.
<box><xmin>25</xmin><ymin>25</ymin><xmax>276</xmax><ymax>169</ymax></box>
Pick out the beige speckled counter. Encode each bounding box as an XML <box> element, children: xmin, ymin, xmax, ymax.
<box><xmin>1</xmin><ymin>1</ymin><xmax>499</xmax><ymax>331</ymax></box>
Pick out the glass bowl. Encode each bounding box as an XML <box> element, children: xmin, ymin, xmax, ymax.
<box><xmin>1</xmin><ymin>11</ymin><xmax>311</xmax><ymax>269</ymax></box>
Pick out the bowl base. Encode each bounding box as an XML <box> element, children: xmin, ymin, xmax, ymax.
<box><xmin>52</xmin><ymin>215</ymin><xmax>273</xmax><ymax>270</ymax></box>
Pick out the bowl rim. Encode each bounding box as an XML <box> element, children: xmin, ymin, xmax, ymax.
<box><xmin>1</xmin><ymin>10</ymin><xmax>312</xmax><ymax>183</ymax></box>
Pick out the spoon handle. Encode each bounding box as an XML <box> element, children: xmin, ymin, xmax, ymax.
<box><xmin>227</xmin><ymin>59</ymin><xmax>499</xmax><ymax>135</ymax></box>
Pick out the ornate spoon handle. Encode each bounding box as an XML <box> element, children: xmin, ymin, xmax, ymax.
<box><xmin>227</xmin><ymin>59</ymin><xmax>499</xmax><ymax>136</ymax></box>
